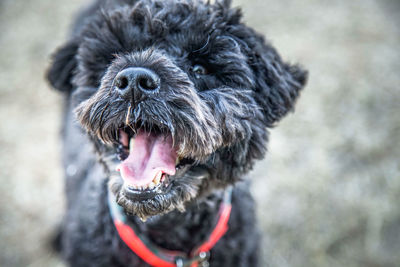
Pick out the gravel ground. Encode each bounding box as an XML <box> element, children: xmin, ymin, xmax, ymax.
<box><xmin>0</xmin><ymin>0</ymin><xmax>399</xmax><ymax>266</ymax></box>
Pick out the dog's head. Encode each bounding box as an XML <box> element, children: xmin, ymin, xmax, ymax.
<box><xmin>47</xmin><ymin>0</ymin><xmax>307</xmax><ymax>220</ymax></box>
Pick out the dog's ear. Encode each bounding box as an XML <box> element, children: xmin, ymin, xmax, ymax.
<box><xmin>47</xmin><ymin>41</ymin><xmax>79</xmax><ymax>93</ymax></box>
<box><xmin>248</xmin><ymin>35</ymin><xmax>308</xmax><ymax>126</ymax></box>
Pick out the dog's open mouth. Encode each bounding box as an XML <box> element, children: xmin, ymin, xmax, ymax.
<box><xmin>115</xmin><ymin>126</ymin><xmax>194</xmax><ymax>200</ymax></box>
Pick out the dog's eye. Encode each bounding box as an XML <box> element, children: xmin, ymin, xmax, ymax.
<box><xmin>192</xmin><ymin>64</ymin><xmax>208</xmax><ymax>78</ymax></box>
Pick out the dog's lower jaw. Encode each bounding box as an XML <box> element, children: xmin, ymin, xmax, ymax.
<box><xmin>108</xmin><ymin>167</ymin><xmax>208</xmax><ymax>221</ymax></box>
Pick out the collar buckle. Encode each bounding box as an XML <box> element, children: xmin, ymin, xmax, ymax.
<box><xmin>175</xmin><ymin>251</ymin><xmax>210</xmax><ymax>267</ymax></box>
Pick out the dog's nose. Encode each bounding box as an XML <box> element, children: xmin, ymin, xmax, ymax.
<box><xmin>114</xmin><ymin>67</ymin><xmax>160</xmax><ymax>100</ymax></box>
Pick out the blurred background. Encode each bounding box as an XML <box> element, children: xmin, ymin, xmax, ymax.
<box><xmin>0</xmin><ymin>0</ymin><xmax>399</xmax><ymax>266</ymax></box>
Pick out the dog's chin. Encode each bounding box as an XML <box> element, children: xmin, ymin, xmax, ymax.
<box><xmin>108</xmin><ymin>166</ymin><xmax>206</xmax><ymax>221</ymax></box>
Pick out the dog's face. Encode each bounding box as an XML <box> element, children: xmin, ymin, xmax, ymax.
<box><xmin>48</xmin><ymin>0</ymin><xmax>307</xmax><ymax>220</ymax></box>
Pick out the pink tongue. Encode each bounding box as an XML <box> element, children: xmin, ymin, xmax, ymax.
<box><xmin>117</xmin><ymin>130</ymin><xmax>177</xmax><ymax>186</ymax></box>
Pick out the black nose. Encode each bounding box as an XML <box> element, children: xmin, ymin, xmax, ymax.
<box><xmin>114</xmin><ymin>67</ymin><xmax>160</xmax><ymax>100</ymax></box>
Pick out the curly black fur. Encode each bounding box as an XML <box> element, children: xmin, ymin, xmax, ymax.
<box><xmin>47</xmin><ymin>0</ymin><xmax>307</xmax><ymax>266</ymax></box>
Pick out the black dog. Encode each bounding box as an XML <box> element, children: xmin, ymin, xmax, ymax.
<box><xmin>47</xmin><ymin>0</ymin><xmax>307</xmax><ymax>266</ymax></box>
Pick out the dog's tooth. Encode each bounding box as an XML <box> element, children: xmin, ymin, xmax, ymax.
<box><xmin>128</xmin><ymin>184</ymin><xmax>136</xmax><ymax>189</ymax></box>
<box><xmin>175</xmin><ymin>157</ymin><xmax>181</xmax><ymax>165</ymax></box>
<box><xmin>153</xmin><ymin>171</ymin><xmax>162</xmax><ymax>185</ymax></box>
<box><xmin>148</xmin><ymin>182</ymin><xmax>155</xmax><ymax>189</ymax></box>
<box><xmin>129</xmin><ymin>137</ymin><xmax>135</xmax><ymax>152</ymax></box>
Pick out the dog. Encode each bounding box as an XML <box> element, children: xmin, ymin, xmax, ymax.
<box><xmin>47</xmin><ymin>0</ymin><xmax>307</xmax><ymax>266</ymax></box>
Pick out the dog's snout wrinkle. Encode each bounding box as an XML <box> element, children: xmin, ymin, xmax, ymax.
<box><xmin>115</xmin><ymin>67</ymin><xmax>160</xmax><ymax>101</ymax></box>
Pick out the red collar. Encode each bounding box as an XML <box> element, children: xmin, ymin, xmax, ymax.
<box><xmin>108</xmin><ymin>187</ymin><xmax>233</xmax><ymax>267</ymax></box>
